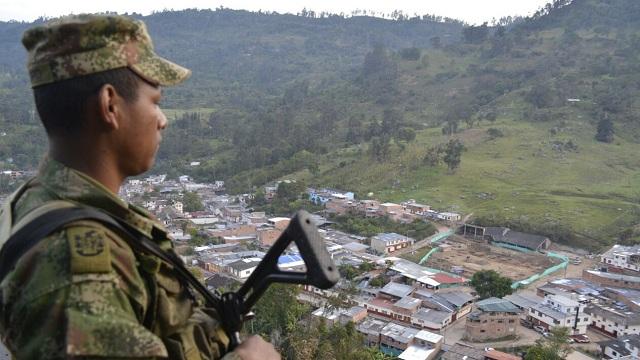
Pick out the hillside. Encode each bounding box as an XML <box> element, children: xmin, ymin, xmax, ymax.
<box><xmin>2</xmin><ymin>0</ymin><xmax>640</xmax><ymax>249</ymax></box>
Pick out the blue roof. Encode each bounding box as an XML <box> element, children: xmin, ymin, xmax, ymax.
<box><xmin>278</xmin><ymin>254</ymin><xmax>303</xmax><ymax>265</ymax></box>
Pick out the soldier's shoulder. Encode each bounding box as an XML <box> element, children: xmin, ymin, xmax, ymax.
<box><xmin>3</xmin><ymin>218</ymin><xmax>140</xmax><ymax>300</ymax></box>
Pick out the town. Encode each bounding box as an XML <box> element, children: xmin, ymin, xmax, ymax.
<box><xmin>1</xmin><ymin>170</ymin><xmax>639</xmax><ymax>360</ymax></box>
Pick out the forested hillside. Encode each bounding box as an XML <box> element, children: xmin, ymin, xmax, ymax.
<box><xmin>2</xmin><ymin>0</ymin><xmax>640</xmax><ymax>248</ymax></box>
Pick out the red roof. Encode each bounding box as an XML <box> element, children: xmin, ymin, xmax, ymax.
<box><xmin>486</xmin><ymin>350</ymin><xmax>522</xmax><ymax>360</ymax></box>
<box><xmin>432</xmin><ymin>272</ymin><xmax>467</xmax><ymax>284</ymax></box>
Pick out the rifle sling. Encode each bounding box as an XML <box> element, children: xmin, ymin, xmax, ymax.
<box><xmin>0</xmin><ymin>206</ymin><xmax>220</xmax><ymax>309</ymax></box>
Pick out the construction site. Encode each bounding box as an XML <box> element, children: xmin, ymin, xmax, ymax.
<box><xmin>423</xmin><ymin>235</ymin><xmax>558</xmax><ymax>280</ymax></box>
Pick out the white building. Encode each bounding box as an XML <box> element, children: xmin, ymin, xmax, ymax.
<box><xmin>602</xmin><ymin>245</ymin><xmax>640</xmax><ymax>272</ymax></box>
<box><xmin>227</xmin><ymin>259</ymin><xmax>261</xmax><ymax>279</ymax></box>
<box><xmin>528</xmin><ymin>292</ymin><xmax>590</xmax><ymax>335</ymax></box>
<box><xmin>601</xmin><ymin>335</ymin><xmax>640</xmax><ymax>359</ymax></box>
<box><xmin>371</xmin><ymin>233</ymin><xmax>414</xmax><ymax>254</ymax></box>
<box><xmin>437</xmin><ymin>212</ymin><xmax>461</xmax><ymax>222</ymax></box>
<box><xmin>586</xmin><ymin>304</ymin><xmax>640</xmax><ymax>338</ymax></box>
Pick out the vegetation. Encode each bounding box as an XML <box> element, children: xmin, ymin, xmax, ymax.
<box><xmin>525</xmin><ymin>327</ymin><xmax>572</xmax><ymax>360</ymax></box>
<box><xmin>330</xmin><ymin>213</ymin><xmax>437</xmax><ymax>240</ymax></box>
<box><xmin>3</xmin><ymin>0</ymin><xmax>640</xmax><ymax>248</ymax></box>
<box><xmin>251</xmin><ymin>283</ymin><xmax>391</xmax><ymax>359</ymax></box>
<box><xmin>182</xmin><ymin>191</ymin><xmax>204</xmax><ymax>212</ymax></box>
<box><xmin>470</xmin><ymin>270</ymin><xmax>514</xmax><ymax>299</ymax></box>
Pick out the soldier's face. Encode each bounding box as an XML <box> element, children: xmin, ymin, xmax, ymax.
<box><xmin>117</xmin><ymin>80</ymin><xmax>167</xmax><ymax>176</ymax></box>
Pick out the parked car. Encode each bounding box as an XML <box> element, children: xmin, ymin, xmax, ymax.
<box><xmin>543</xmin><ymin>332</ymin><xmax>552</xmax><ymax>338</ymax></box>
<box><xmin>520</xmin><ymin>319</ymin><xmax>534</xmax><ymax>329</ymax></box>
<box><xmin>534</xmin><ymin>325</ymin><xmax>546</xmax><ymax>333</ymax></box>
<box><xmin>571</xmin><ymin>334</ymin><xmax>590</xmax><ymax>343</ymax></box>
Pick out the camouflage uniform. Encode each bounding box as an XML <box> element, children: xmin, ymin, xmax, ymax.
<box><xmin>0</xmin><ymin>14</ymin><xmax>242</xmax><ymax>360</ymax></box>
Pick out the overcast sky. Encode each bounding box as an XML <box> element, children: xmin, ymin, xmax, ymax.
<box><xmin>1</xmin><ymin>0</ymin><xmax>552</xmax><ymax>24</ymax></box>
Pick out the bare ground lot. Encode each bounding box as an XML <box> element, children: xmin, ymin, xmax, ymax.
<box><xmin>425</xmin><ymin>235</ymin><xmax>557</xmax><ymax>280</ymax></box>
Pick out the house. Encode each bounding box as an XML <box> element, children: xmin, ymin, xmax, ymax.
<box><xmin>528</xmin><ymin>292</ymin><xmax>590</xmax><ymax>335</ymax></box>
<box><xmin>358</xmin><ymin>318</ymin><xmax>389</xmax><ymax>347</ymax></box>
<box><xmin>412</xmin><ymin>289</ymin><xmax>474</xmax><ymax>322</ymax></box>
<box><xmin>325</xmin><ymin>198</ymin><xmax>353</xmax><ymax>215</ymax></box>
<box><xmin>398</xmin><ymin>330</ymin><xmax>443</xmax><ymax>360</ymax></box>
<box><xmin>600</xmin><ymin>334</ymin><xmax>640</xmax><ymax>359</ymax></box>
<box><xmin>465</xmin><ymin>297</ymin><xmax>521</xmax><ymax>342</ymax></box>
<box><xmin>379</xmin><ymin>322</ymin><xmax>419</xmax><ymax>357</ymax></box>
<box><xmin>379</xmin><ymin>202</ymin><xmax>404</xmax><ymax>220</ymax></box>
<box><xmin>227</xmin><ymin>259</ymin><xmax>261</xmax><ymax>279</ymax></box>
<box><xmin>586</xmin><ymin>303</ymin><xmax>640</xmax><ymax>338</ymax></box>
<box><xmin>257</xmin><ymin>227</ymin><xmax>282</xmax><ymax>246</ymax></box>
<box><xmin>358</xmin><ymin>200</ymin><xmax>380</xmax><ymax>217</ymax></box>
<box><xmin>583</xmin><ymin>270</ymin><xmax>640</xmax><ymax>290</ymax></box>
<box><xmin>442</xmin><ymin>343</ymin><xmax>521</xmax><ymax>360</ymax></box>
<box><xmin>403</xmin><ymin>201</ymin><xmax>431</xmax><ymax>216</ymax></box>
<box><xmin>437</xmin><ymin>212</ymin><xmax>461</xmax><ymax>222</ymax></box>
<box><xmin>205</xmin><ymin>273</ymin><xmax>239</xmax><ymax>292</ymax></box>
<box><xmin>602</xmin><ymin>245</ymin><xmax>640</xmax><ymax>273</ymax></box>
<box><xmin>371</xmin><ymin>233</ymin><xmax>414</xmax><ymax>254</ymax></box>
<box><xmin>411</xmin><ymin>308</ymin><xmax>452</xmax><ymax>331</ymax></box>
<box><xmin>483</xmin><ymin>227</ymin><xmax>551</xmax><ymax>252</ymax></box>
<box><xmin>268</xmin><ymin>217</ymin><xmax>290</xmax><ymax>230</ymax></box>
<box><xmin>504</xmin><ymin>292</ymin><xmax>543</xmax><ymax>318</ymax></box>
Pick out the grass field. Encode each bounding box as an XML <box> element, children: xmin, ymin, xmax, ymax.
<box><xmin>297</xmin><ymin>116</ymin><xmax>640</xmax><ymax>250</ymax></box>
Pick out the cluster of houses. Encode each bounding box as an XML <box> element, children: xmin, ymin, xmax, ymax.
<box><xmin>117</xmin><ymin>176</ymin><xmax>640</xmax><ymax>359</ymax></box>
<box><xmin>306</xmin><ymin>187</ymin><xmax>461</xmax><ymax>223</ymax></box>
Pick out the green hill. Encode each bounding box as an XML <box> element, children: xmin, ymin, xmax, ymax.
<box><xmin>2</xmin><ymin>0</ymin><xmax>640</xmax><ymax>249</ymax></box>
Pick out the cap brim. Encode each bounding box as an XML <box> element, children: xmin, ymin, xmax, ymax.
<box><xmin>130</xmin><ymin>53</ymin><xmax>191</xmax><ymax>87</ymax></box>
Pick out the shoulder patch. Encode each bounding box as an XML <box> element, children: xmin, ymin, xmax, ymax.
<box><xmin>67</xmin><ymin>226</ymin><xmax>111</xmax><ymax>274</ymax></box>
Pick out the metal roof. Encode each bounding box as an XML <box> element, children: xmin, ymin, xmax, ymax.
<box><xmin>485</xmin><ymin>227</ymin><xmax>549</xmax><ymax>250</ymax></box>
<box><xmin>380</xmin><ymin>282</ymin><xmax>414</xmax><ymax>299</ymax></box>
<box><xmin>476</xmin><ymin>297</ymin><xmax>521</xmax><ymax>314</ymax></box>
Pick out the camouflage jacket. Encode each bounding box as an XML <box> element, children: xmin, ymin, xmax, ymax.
<box><xmin>0</xmin><ymin>158</ymin><xmax>241</xmax><ymax>360</ymax></box>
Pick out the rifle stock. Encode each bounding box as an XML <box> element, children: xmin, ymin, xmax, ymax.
<box><xmin>219</xmin><ymin>210</ymin><xmax>339</xmax><ymax>350</ymax></box>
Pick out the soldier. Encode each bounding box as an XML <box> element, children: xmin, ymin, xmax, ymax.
<box><xmin>0</xmin><ymin>14</ymin><xmax>280</xmax><ymax>360</ymax></box>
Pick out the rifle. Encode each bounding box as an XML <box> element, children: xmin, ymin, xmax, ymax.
<box><xmin>217</xmin><ymin>210</ymin><xmax>339</xmax><ymax>349</ymax></box>
<box><xmin>0</xmin><ymin>207</ymin><xmax>339</xmax><ymax>351</ymax></box>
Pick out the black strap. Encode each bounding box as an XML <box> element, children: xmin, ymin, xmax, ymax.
<box><xmin>0</xmin><ymin>207</ymin><xmax>220</xmax><ymax>309</ymax></box>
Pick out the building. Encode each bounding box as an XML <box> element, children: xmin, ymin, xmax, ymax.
<box><xmin>227</xmin><ymin>259</ymin><xmax>261</xmax><ymax>279</ymax></box>
<box><xmin>583</xmin><ymin>270</ymin><xmax>640</xmax><ymax>290</ymax></box>
<box><xmin>437</xmin><ymin>212</ymin><xmax>461</xmax><ymax>222</ymax></box>
<box><xmin>378</xmin><ymin>322</ymin><xmax>443</xmax><ymax>360</ymax></box>
<box><xmin>586</xmin><ymin>304</ymin><xmax>640</xmax><ymax>338</ymax></box>
<box><xmin>528</xmin><ymin>292</ymin><xmax>590</xmax><ymax>335</ymax></box>
<box><xmin>358</xmin><ymin>318</ymin><xmax>389</xmax><ymax>347</ymax></box>
<box><xmin>600</xmin><ymin>334</ymin><xmax>640</xmax><ymax>359</ymax></box>
<box><xmin>466</xmin><ymin>297</ymin><xmax>521</xmax><ymax>342</ymax></box>
<box><xmin>483</xmin><ymin>227</ymin><xmax>551</xmax><ymax>252</ymax></box>
<box><xmin>371</xmin><ymin>233</ymin><xmax>414</xmax><ymax>254</ymax></box>
<box><xmin>403</xmin><ymin>201</ymin><xmax>431</xmax><ymax>216</ymax></box>
<box><xmin>442</xmin><ymin>343</ymin><xmax>522</xmax><ymax>360</ymax></box>
<box><xmin>378</xmin><ymin>202</ymin><xmax>404</xmax><ymax>219</ymax></box>
<box><xmin>257</xmin><ymin>227</ymin><xmax>282</xmax><ymax>246</ymax></box>
<box><xmin>602</xmin><ymin>245</ymin><xmax>640</xmax><ymax>273</ymax></box>
<box><xmin>398</xmin><ymin>330</ymin><xmax>443</xmax><ymax>360</ymax></box>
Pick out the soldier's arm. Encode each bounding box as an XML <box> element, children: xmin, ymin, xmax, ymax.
<box><xmin>1</xmin><ymin>221</ymin><xmax>167</xmax><ymax>359</ymax></box>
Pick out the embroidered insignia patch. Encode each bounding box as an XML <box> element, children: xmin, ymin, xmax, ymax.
<box><xmin>67</xmin><ymin>226</ymin><xmax>111</xmax><ymax>273</ymax></box>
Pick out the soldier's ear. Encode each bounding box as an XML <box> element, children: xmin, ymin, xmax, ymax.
<box><xmin>97</xmin><ymin>84</ymin><xmax>122</xmax><ymax>131</ymax></box>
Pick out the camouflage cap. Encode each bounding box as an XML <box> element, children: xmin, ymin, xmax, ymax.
<box><xmin>22</xmin><ymin>14</ymin><xmax>191</xmax><ymax>87</ymax></box>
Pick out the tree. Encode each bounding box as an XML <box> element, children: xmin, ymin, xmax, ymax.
<box><xmin>462</xmin><ymin>22</ymin><xmax>489</xmax><ymax>44</ymax></box>
<box><xmin>183</xmin><ymin>191</ymin><xmax>204</xmax><ymax>212</ymax></box>
<box><xmin>443</xmin><ymin>139</ymin><xmax>465</xmax><ymax>172</ymax></box>
<box><xmin>525</xmin><ymin>84</ymin><xmax>554</xmax><ymax>108</ymax></box>
<box><xmin>595</xmin><ymin>115</ymin><xmax>614</xmax><ymax>143</ymax></box>
<box><xmin>525</xmin><ymin>327</ymin><xmax>572</xmax><ymax>360</ymax></box>
<box><xmin>470</xmin><ymin>270</ymin><xmax>513</xmax><ymax>299</ymax></box>
<box><xmin>397</xmin><ymin>127</ymin><xmax>416</xmax><ymax>143</ymax></box>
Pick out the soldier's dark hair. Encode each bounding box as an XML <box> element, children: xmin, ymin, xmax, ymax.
<box><xmin>33</xmin><ymin>67</ymin><xmax>141</xmax><ymax>136</ymax></box>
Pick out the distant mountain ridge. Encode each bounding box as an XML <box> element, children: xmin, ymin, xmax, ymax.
<box><xmin>3</xmin><ymin>1</ymin><xmax>640</xmax><ymax>248</ymax></box>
